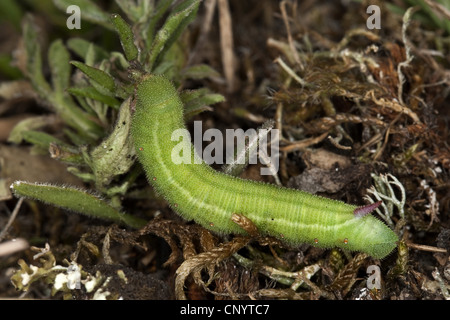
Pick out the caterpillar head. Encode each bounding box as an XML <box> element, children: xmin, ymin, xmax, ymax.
<box><xmin>338</xmin><ymin>215</ymin><xmax>398</xmax><ymax>259</ymax></box>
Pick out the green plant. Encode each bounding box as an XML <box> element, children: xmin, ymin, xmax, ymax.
<box><xmin>9</xmin><ymin>0</ymin><xmax>224</xmax><ymax>226</ymax></box>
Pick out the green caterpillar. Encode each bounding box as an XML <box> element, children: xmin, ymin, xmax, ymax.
<box><xmin>131</xmin><ymin>75</ymin><xmax>398</xmax><ymax>259</ymax></box>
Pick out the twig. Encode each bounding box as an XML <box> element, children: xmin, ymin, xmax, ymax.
<box><xmin>373</xmin><ymin>112</ymin><xmax>403</xmax><ymax>161</ymax></box>
<box><xmin>423</xmin><ymin>0</ymin><xmax>450</xmax><ymax>20</ymax></box>
<box><xmin>406</xmin><ymin>242</ymin><xmax>447</xmax><ymax>254</ymax></box>
<box><xmin>0</xmin><ymin>198</ymin><xmax>24</xmax><ymax>242</ymax></box>
<box><xmin>280</xmin><ymin>0</ymin><xmax>304</xmax><ymax>71</ymax></box>
<box><xmin>274</xmin><ymin>57</ymin><xmax>308</xmax><ymax>87</ymax></box>
<box><xmin>327</xmin><ymin>134</ymin><xmax>352</xmax><ymax>151</ymax></box>
<box><xmin>218</xmin><ymin>0</ymin><xmax>236</xmax><ymax>92</ymax></box>
<box><xmin>0</xmin><ymin>238</ymin><xmax>29</xmax><ymax>257</ymax></box>
<box><xmin>280</xmin><ymin>131</ymin><xmax>329</xmax><ymax>153</ymax></box>
<box><xmin>187</xmin><ymin>0</ymin><xmax>217</xmax><ymax>66</ymax></box>
<box><xmin>397</xmin><ymin>7</ymin><xmax>417</xmax><ymax>106</ymax></box>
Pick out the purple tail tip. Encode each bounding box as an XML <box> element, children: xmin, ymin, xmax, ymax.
<box><xmin>354</xmin><ymin>200</ymin><xmax>382</xmax><ymax>218</ymax></box>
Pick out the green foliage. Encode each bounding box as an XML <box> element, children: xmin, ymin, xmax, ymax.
<box><xmin>22</xmin><ymin>15</ymin><xmax>104</xmax><ymax>142</ymax></box>
<box><xmin>11</xmin><ymin>181</ymin><xmax>146</xmax><ymax>229</ymax></box>
<box><xmin>387</xmin><ymin>0</ymin><xmax>450</xmax><ymax>35</ymax></box>
<box><xmin>146</xmin><ymin>0</ymin><xmax>200</xmax><ymax>69</ymax></box>
<box><xmin>9</xmin><ymin>0</ymin><xmax>224</xmax><ymax>227</ymax></box>
<box><xmin>89</xmin><ymin>98</ymin><xmax>136</xmax><ymax>193</ymax></box>
<box><xmin>70</xmin><ymin>61</ymin><xmax>116</xmax><ymax>93</ymax></box>
<box><xmin>181</xmin><ymin>88</ymin><xmax>226</xmax><ymax>119</ymax></box>
<box><xmin>53</xmin><ymin>0</ymin><xmax>113</xmax><ymax>30</ymax></box>
<box><xmin>0</xmin><ymin>0</ymin><xmax>23</xmax><ymax>30</ymax></box>
<box><xmin>110</xmin><ymin>13</ymin><xmax>139</xmax><ymax>61</ymax></box>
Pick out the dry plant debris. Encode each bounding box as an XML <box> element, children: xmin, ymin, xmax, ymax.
<box><xmin>0</xmin><ymin>0</ymin><xmax>449</xmax><ymax>300</ymax></box>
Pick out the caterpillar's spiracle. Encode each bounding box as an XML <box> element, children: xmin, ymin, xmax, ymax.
<box><xmin>131</xmin><ymin>75</ymin><xmax>398</xmax><ymax>259</ymax></box>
